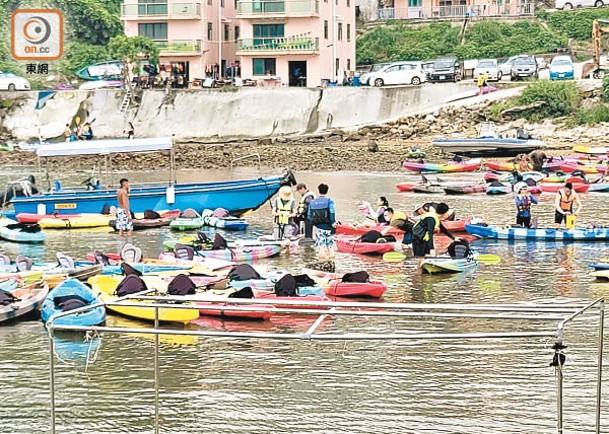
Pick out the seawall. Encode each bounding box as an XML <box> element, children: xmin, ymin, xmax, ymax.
<box><xmin>1</xmin><ymin>83</ymin><xmax>478</xmax><ymax>141</ymax></box>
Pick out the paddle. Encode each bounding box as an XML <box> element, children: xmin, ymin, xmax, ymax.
<box><xmin>382</xmin><ymin>251</ymin><xmax>501</xmax><ymax>264</ymax></box>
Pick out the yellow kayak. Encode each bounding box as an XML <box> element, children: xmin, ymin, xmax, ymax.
<box><xmin>573</xmin><ymin>145</ymin><xmax>609</xmax><ymax>155</ymax></box>
<box><xmin>38</xmin><ymin>214</ymin><xmax>113</xmax><ymax>229</ymax></box>
<box><xmin>88</xmin><ymin>275</ymin><xmax>199</xmax><ymax>323</ymax></box>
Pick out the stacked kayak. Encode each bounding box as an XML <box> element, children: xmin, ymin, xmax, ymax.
<box><xmin>420</xmin><ymin>256</ymin><xmax>479</xmax><ymax>274</ymax></box>
<box><xmin>41</xmin><ymin>278</ymin><xmax>106</xmax><ymax>326</ymax></box>
<box><xmin>201</xmin><ymin>209</ymin><xmax>249</xmax><ymax>231</ymax></box>
<box><xmin>16</xmin><ymin>213</ymin><xmax>81</xmax><ymax>223</ymax></box>
<box><xmin>110</xmin><ymin>210</ymin><xmax>181</xmax><ymax>231</ymax></box>
<box><xmin>484</xmin><ymin>171</ymin><xmax>546</xmax><ymax>183</ymax></box>
<box><xmin>559</xmin><ymin>163</ymin><xmax>598</xmax><ymax>174</ymax></box>
<box><xmin>588</xmin><ymin>183</ymin><xmax>609</xmax><ymax>192</ymax></box>
<box><xmin>101</xmin><ymin>263</ymin><xmax>191</xmax><ymax>275</ymax></box>
<box><xmin>336</xmin><ymin>237</ymin><xmax>394</xmax><ymax>255</ymax></box>
<box><xmin>88</xmin><ymin>275</ymin><xmax>200</xmax><ymax>323</ymax></box>
<box><xmin>573</xmin><ymin>145</ymin><xmax>609</xmax><ymax>155</ymax></box>
<box><xmin>304</xmin><ymin>269</ymin><xmax>387</xmax><ymax>298</ymax></box>
<box><xmin>0</xmin><ymin>281</ymin><xmax>50</xmax><ymax>323</ymax></box>
<box><xmin>485</xmin><ymin>161</ymin><xmax>517</xmax><ymax>172</ymax></box>
<box><xmin>38</xmin><ymin>213</ymin><xmax>113</xmax><ymax>229</ymax></box>
<box><xmin>540</xmin><ymin>183</ymin><xmax>589</xmax><ymax>193</ymax></box>
<box><xmin>402</xmin><ymin>158</ymin><xmax>481</xmax><ymax>173</ymax></box>
<box><xmin>466</xmin><ymin>223</ymin><xmax>609</xmax><ymax>241</ymax></box>
<box><xmin>443</xmin><ymin>184</ymin><xmax>488</xmax><ymax>195</ymax></box>
<box><xmin>0</xmin><ymin>220</ymin><xmax>46</xmax><ymax>244</ymax></box>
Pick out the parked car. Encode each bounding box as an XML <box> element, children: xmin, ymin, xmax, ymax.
<box><xmin>0</xmin><ymin>72</ymin><xmax>30</xmax><ymax>91</ymax></box>
<box><xmin>359</xmin><ymin>62</ymin><xmax>393</xmax><ymax>86</ymax></box>
<box><xmin>370</xmin><ymin>61</ymin><xmax>427</xmax><ymax>87</ymax></box>
<box><xmin>511</xmin><ymin>56</ymin><xmax>538</xmax><ymax>80</ymax></box>
<box><xmin>535</xmin><ymin>57</ymin><xmax>547</xmax><ymax>69</ymax></box>
<box><xmin>473</xmin><ymin>59</ymin><xmax>502</xmax><ymax>81</ymax></box>
<box><xmin>429</xmin><ymin>57</ymin><xmax>462</xmax><ymax>82</ymax></box>
<box><xmin>549</xmin><ymin>55</ymin><xmax>575</xmax><ymax>80</ymax></box>
<box><xmin>555</xmin><ymin>0</ymin><xmax>605</xmax><ymax>9</ymax></box>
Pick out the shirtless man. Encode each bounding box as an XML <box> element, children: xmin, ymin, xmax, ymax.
<box><xmin>116</xmin><ymin>178</ymin><xmax>133</xmax><ymax>236</ymax></box>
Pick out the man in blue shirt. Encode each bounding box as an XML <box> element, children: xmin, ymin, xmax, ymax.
<box><xmin>307</xmin><ymin>183</ymin><xmax>338</xmax><ymax>271</ymax></box>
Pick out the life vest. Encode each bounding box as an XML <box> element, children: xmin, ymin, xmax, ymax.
<box><xmin>274</xmin><ymin>198</ymin><xmax>294</xmax><ymax>225</ymax></box>
<box><xmin>517</xmin><ymin>195</ymin><xmax>532</xmax><ymax>213</ymax></box>
<box><xmin>309</xmin><ymin>196</ymin><xmax>332</xmax><ymax>226</ymax></box>
<box><xmin>559</xmin><ymin>190</ymin><xmax>575</xmax><ymax>212</ymax></box>
<box><xmin>412</xmin><ymin>212</ymin><xmax>440</xmax><ymax>241</ymax></box>
<box><xmin>297</xmin><ymin>191</ymin><xmax>315</xmax><ymax>216</ymax></box>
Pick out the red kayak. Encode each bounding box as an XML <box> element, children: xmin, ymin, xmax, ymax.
<box><xmin>196</xmin><ymin>301</ymin><xmax>274</xmax><ymax>320</ymax></box>
<box><xmin>540</xmin><ymin>183</ymin><xmax>589</xmax><ymax>193</ymax></box>
<box><xmin>336</xmin><ymin>237</ymin><xmax>394</xmax><ymax>255</ymax></box>
<box><xmin>559</xmin><ymin>163</ymin><xmax>599</xmax><ymax>174</ymax></box>
<box><xmin>396</xmin><ymin>183</ymin><xmax>417</xmax><ymax>192</ymax></box>
<box><xmin>336</xmin><ymin>220</ymin><xmax>469</xmax><ymax>236</ymax></box>
<box><xmin>325</xmin><ymin>280</ymin><xmax>387</xmax><ymax>298</ymax></box>
<box><xmin>254</xmin><ymin>291</ymin><xmax>331</xmax><ymax>309</ymax></box>
<box><xmin>17</xmin><ymin>213</ymin><xmax>81</xmax><ymax>223</ymax></box>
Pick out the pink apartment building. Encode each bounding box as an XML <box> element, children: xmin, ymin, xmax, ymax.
<box><xmin>235</xmin><ymin>0</ymin><xmax>356</xmax><ymax>86</ymax></box>
<box><xmin>378</xmin><ymin>0</ymin><xmax>534</xmax><ymax>20</ymax></box>
<box><xmin>121</xmin><ymin>0</ymin><xmax>240</xmax><ymax>84</ymax></box>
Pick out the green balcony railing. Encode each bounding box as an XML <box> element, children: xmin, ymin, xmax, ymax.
<box><xmin>237</xmin><ymin>0</ymin><xmax>319</xmax><ymax>15</ymax></box>
<box><xmin>121</xmin><ymin>3</ymin><xmax>201</xmax><ymax>19</ymax></box>
<box><xmin>154</xmin><ymin>39</ymin><xmax>202</xmax><ymax>54</ymax></box>
<box><xmin>238</xmin><ymin>35</ymin><xmax>319</xmax><ymax>52</ymax></box>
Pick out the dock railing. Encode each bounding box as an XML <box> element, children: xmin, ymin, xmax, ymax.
<box><xmin>46</xmin><ymin>296</ymin><xmax>605</xmax><ymax>434</ymax></box>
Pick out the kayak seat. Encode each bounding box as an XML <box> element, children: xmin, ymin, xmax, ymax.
<box><xmin>174</xmin><ymin>244</ymin><xmax>195</xmax><ymax>261</ymax></box>
<box><xmin>115</xmin><ymin>274</ymin><xmax>147</xmax><ymax>297</ymax></box>
<box><xmin>53</xmin><ymin>294</ymin><xmax>90</xmax><ymax>311</ymax></box>
<box><xmin>143</xmin><ymin>209</ymin><xmax>161</xmax><ymax>219</ymax></box>
<box><xmin>0</xmin><ymin>290</ymin><xmax>18</xmax><ymax>306</ymax></box>
<box><xmin>0</xmin><ymin>254</ymin><xmax>10</xmax><ymax>265</ymax></box>
<box><xmin>228</xmin><ymin>264</ymin><xmax>261</xmax><ymax>281</ymax></box>
<box><xmin>120</xmin><ymin>243</ymin><xmax>142</xmax><ymax>264</ymax></box>
<box><xmin>121</xmin><ymin>262</ymin><xmax>143</xmax><ymax>277</ymax></box>
<box><xmin>57</xmin><ymin>252</ymin><xmax>75</xmax><ymax>269</ymax></box>
<box><xmin>93</xmin><ymin>250</ymin><xmax>111</xmax><ymax>266</ymax></box>
<box><xmin>15</xmin><ymin>255</ymin><xmax>32</xmax><ymax>271</ymax></box>
<box><xmin>181</xmin><ymin>208</ymin><xmax>200</xmax><ymax>218</ymax></box>
<box><xmin>342</xmin><ymin>271</ymin><xmax>370</xmax><ymax>283</ymax></box>
<box><xmin>228</xmin><ymin>286</ymin><xmax>254</xmax><ymax>299</ymax></box>
<box><xmin>167</xmin><ymin>274</ymin><xmax>196</xmax><ymax>296</ymax></box>
<box><xmin>196</xmin><ymin>230</ymin><xmax>211</xmax><ymax>245</ymax></box>
<box><xmin>274</xmin><ymin>274</ymin><xmax>298</xmax><ymax>297</ymax></box>
<box><xmin>212</xmin><ymin>208</ymin><xmax>229</xmax><ymax>218</ymax></box>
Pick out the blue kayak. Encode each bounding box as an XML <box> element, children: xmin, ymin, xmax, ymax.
<box><xmin>202</xmin><ymin>214</ymin><xmax>249</xmax><ymax>231</ymax></box>
<box><xmin>486</xmin><ymin>185</ymin><xmax>511</xmax><ymax>195</ymax></box>
<box><xmin>230</xmin><ymin>278</ymin><xmax>324</xmax><ymax>296</ymax></box>
<box><xmin>0</xmin><ymin>225</ymin><xmax>46</xmax><ymax>243</ymax></box>
<box><xmin>589</xmin><ymin>263</ymin><xmax>609</xmax><ymax>270</ymax></box>
<box><xmin>101</xmin><ymin>263</ymin><xmax>191</xmax><ymax>275</ymax></box>
<box><xmin>41</xmin><ymin>278</ymin><xmax>105</xmax><ymax>326</ymax></box>
<box><xmin>466</xmin><ymin>224</ymin><xmax>609</xmax><ymax>241</ymax></box>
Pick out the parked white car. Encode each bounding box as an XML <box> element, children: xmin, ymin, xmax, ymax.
<box><xmin>473</xmin><ymin>59</ymin><xmax>502</xmax><ymax>81</ymax></box>
<box><xmin>370</xmin><ymin>61</ymin><xmax>427</xmax><ymax>87</ymax></box>
<box><xmin>555</xmin><ymin>0</ymin><xmax>604</xmax><ymax>9</ymax></box>
<box><xmin>360</xmin><ymin>62</ymin><xmax>392</xmax><ymax>85</ymax></box>
<box><xmin>0</xmin><ymin>72</ymin><xmax>30</xmax><ymax>91</ymax></box>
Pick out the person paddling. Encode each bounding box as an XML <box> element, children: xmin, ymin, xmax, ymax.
<box><xmin>515</xmin><ymin>184</ymin><xmax>538</xmax><ymax>228</ymax></box>
<box><xmin>554</xmin><ymin>182</ymin><xmax>582</xmax><ymax>229</ymax></box>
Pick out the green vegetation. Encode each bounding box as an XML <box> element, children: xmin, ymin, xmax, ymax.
<box><xmin>575</xmin><ymin>104</ymin><xmax>609</xmax><ymax>125</ymax></box>
<box><xmin>517</xmin><ymin>80</ymin><xmax>579</xmax><ymax>120</ymax></box>
<box><xmin>357</xmin><ymin>9</ymin><xmax>609</xmax><ymax>64</ymax></box>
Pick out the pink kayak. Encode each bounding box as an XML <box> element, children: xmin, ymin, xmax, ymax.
<box><xmin>17</xmin><ymin>213</ymin><xmax>81</xmax><ymax>223</ymax></box>
<box><xmin>196</xmin><ymin>301</ymin><xmax>274</xmax><ymax>320</ymax></box>
<box><xmin>325</xmin><ymin>280</ymin><xmax>387</xmax><ymax>299</ymax></box>
<box><xmin>402</xmin><ymin>159</ymin><xmax>481</xmax><ymax>173</ymax></box>
<box><xmin>336</xmin><ymin>237</ymin><xmax>395</xmax><ymax>255</ymax></box>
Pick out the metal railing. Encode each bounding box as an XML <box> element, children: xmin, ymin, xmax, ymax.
<box><xmin>154</xmin><ymin>39</ymin><xmax>202</xmax><ymax>54</ymax></box>
<box><xmin>237</xmin><ymin>0</ymin><xmax>319</xmax><ymax>15</ymax></box>
<box><xmin>237</xmin><ymin>35</ymin><xmax>319</xmax><ymax>52</ymax></box>
<box><xmin>121</xmin><ymin>2</ymin><xmax>202</xmax><ymax>19</ymax></box>
<box><xmin>378</xmin><ymin>2</ymin><xmax>534</xmax><ymax>20</ymax></box>
<box><xmin>46</xmin><ymin>295</ymin><xmax>605</xmax><ymax>434</ymax></box>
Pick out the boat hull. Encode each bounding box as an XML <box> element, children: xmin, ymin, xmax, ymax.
<box><xmin>432</xmin><ymin>138</ymin><xmax>545</xmax><ymax>158</ymax></box>
<box><xmin>466</xmin><ymin>223</ymin><xmax>609</xmax><ymax>241</ymax></box>
<box><xmin>10</xmin><ymin>172</ymin><xmax>294</xmax><ymax>215</ymax></box>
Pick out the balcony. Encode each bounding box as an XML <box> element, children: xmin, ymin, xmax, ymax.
<box><xmin>237</xmin><ymin>35</ymin><xmax>319</xmax><ymax>55</ymax></box>
<box><xmin>155</xmin><ymin>39</ymin><xmax>202</xmax><ymax>56</ymax></box>
<box><xmin>121</xmin><ymin>3</ymin><xmax>201</xmax><ymax>20</ymax></box>
<box><xmin>237</xmin><ymin>0</ymin><xmax>319</xmax><ymax>17</ymax></box>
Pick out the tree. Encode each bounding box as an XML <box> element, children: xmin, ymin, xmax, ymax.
<box><xmin>107</xmin><ymin>35</ymin><xmax>159</xmax><ymax>65</ymax></box>
<box><xmin>51</xmin><ymin>0</ymin><xmax>123</xmax><ymax>45</ymax></box>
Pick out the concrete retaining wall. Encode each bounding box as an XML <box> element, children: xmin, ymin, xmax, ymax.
<box><xmin>2</xmin><ymin>83</ymin><xmax>477</xmax><ymax>141</ymax></box>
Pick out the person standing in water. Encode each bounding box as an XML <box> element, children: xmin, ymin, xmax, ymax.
<box><xmin>308</xmin><ymin>183</ymin><xmax>338</xmax><ymax>271</ymax></box>
<box><xmin>295</xmin><ymin>183</ymin><xmax>315</xmax><ymax>239</ymax></box>
<box><xmin>515</xmin><ymin>184</ymin><xmax>538</xmax><ymax>228</ymax></box>
<box><xmin>554</xmin><ymin>182</ymin><xmax>582</xmax><ymax>229</ymax></box>
<box><xmin>116</xmin><ymin>178</ymin><xmax>133</xmax><ymax>237</ymax></box>
<box><xmin>126</xmin><ymin>122</ymin><xmax>135</xmax><ymax>139</ymax></box>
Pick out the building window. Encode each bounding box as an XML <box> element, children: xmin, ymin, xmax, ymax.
<box><xmin>235</xmin><ymin>0</ymin><xmax>238</xmax><ymax>8</ymax></box>
<box><xmin>347</xmin><ymin>23</ymin><xmax>351</xmax><ymax>41</ymax></box>
<box><xmin>138</xmin><ymin>23</ymin><xmax>167</xmax><ymax>40</ymax></box>
<box><xmin>253</xmin><ymin>58</ymin><xmax>276</xmax><ymax>75</ymax></box>
<box><xmin>338</xmin><ymin>23</ymin><xmax>342</xmax><ymax>41</ymax></box>
<box><xmin>324</xmin><ymin>20</ymin><xmax>328</xmax><ymax>39</ymax></box>
<box><xmin>253</xmin><ymin>24</ymin><xmax>284</xmax><ymax>45</ymax></box>
<box><xmin>347</xmin><ymin>0</ymin><xmax>350</xmax><ymax>6</ymax></box>
<box><xmin>221</xmin><ymin>0</ymin><xmax>225</xmax><ymax>7</ymax></box>
<box><xmin>207</xmin><ymin>22</ymin><xmax>213</xmax><ymax>41</ymax></box>
<box><xmin>408</xmin><ymin>0</ymin><xmax>422</xmax><ymax>5</ymax></box>
<box><xmin>138</xmin><ymin>0</ymin><xmax>167</xmax><ymax>15</ymax></box>
<box><xmin>224</xmin><ymin>24</ymin><xmax>230</xmax><ymax>41</ymax></box>
<box><xmin>208</xmin><ymin>0</ymin><xmax>212</xmax><ymax>5</ymax></box>
<box><xmin>335</xmin><ymin>58</ymin><xmax>339</xmax><ymax>75</ymax></box>
<box><xmin>347</xmin><ymin>59</ymin><xmax>351</xmax><ymax>70</ymax></box>
<box><xmin>235</xmin><ymin>25</ymin><xmax>240</xmax><ymax>41</ymax></box>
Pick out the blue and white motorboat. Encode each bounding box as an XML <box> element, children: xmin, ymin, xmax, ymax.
<box><xmin>9</xmin><ymin>138</ymin><xmax>296</xmax><ymax>215</ymax></box>
<box><xmin>465</xmin><ymin>224</ymin><xmax>609</xmax><ymax>241</ymax></box>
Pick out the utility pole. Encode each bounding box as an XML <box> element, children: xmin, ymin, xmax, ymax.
<box><xmin>332</xmin><ymin>0</ymin><xmax>336</xmax><ymax>81</ymax></box>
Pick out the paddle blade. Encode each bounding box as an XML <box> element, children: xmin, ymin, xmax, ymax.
<box><xmin>474</xmin><ymin>254</ymin><xmax>501</xmax><ymax>265</ymax></box>
<box><xmin>383</xmin><ymin>251</ymin><xmax>406</xmax><ymax>262</ymax></box>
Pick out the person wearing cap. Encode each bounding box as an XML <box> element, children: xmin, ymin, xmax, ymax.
<box><xmin>295</xmin><ymin>183</ymin><xmax>315</xmax><ymax>238</ymax></box>
<box><xmin>411</xmin><ymin>202</ymin><xmax>457</xmax><ymax>271</ymax></box>
<box><xmin>515</xmin><ymin>184</ymin><xmax>537</xmax><ymax>228</ymax></box>
<box><xmin>554</xmin><ymin>182</ymin><xmax>582</xmax><ymax>229</ymax></box>
<box><xmin>272</xmin><ymin>185</ymin><xmax>296</xmax><ymax>239</ymax></box>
